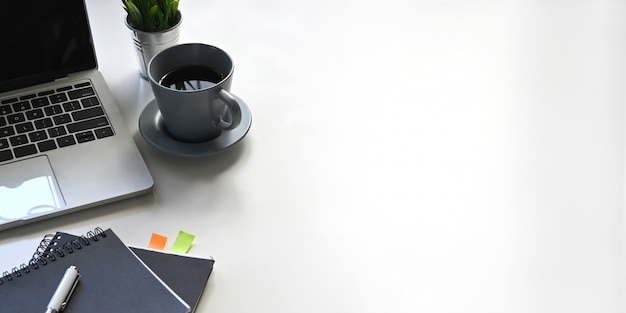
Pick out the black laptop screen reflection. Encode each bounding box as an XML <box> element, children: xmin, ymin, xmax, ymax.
<box><xmin>0</xmin><ymin>0</ymin><xmax>97</xmax><ymax>92</ymax></box>
<box><xmin>0</xmin><ymin>175</ymin><xmax>63</xmax><ymax>222</ymax></box>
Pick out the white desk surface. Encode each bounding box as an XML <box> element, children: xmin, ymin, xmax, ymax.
<box><xmin>1</xmin><ymin>1</ymin><xmax>625</xmax><ymax>312</ymax></box>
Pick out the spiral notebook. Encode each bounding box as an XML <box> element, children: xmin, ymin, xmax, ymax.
<box><xmin>0</xmin><ymin>228</ymin><xmax>190</xmax><ymax>313</ymax></box>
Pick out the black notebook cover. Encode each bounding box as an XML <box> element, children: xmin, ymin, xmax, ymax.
<box><xmin>0</xmin><ymin>228</ymin><xmax>190</xmax><ymax>313</ymax></box>
<box><xmin>130</xmin><ymin>247</ymin><xmax>215</xmax><ymax>313</ymax></box>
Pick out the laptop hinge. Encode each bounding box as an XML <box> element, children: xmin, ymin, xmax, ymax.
<box><xmin>54</xmin><ymin>76</ymin><xmax>71</xmax><ymax>82</ymax></box>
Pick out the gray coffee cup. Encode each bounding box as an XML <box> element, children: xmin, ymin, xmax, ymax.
<box><xmin>148</xmin><ymin>43</ymin><xmax>242</xmax><ymax>142</ymax></box>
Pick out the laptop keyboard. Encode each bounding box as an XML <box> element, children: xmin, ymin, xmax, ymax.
<box><xmin>0</xmin><ymin>81</ymin><xmax>114</xmax><ymax>163</ymax></box>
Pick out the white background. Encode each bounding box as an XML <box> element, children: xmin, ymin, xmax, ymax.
<box><xmin>1</xmin><ymin>1</ymin><xmax>625</xmax><ymax>312</ymax></box>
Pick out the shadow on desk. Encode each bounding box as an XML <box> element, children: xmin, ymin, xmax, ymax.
<box><xmin>133</xmin><ymin>131</ymin><xmax>249</xmax><ymax>182</ymax></box>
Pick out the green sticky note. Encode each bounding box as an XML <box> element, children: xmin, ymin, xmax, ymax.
<box><xmin>170</xmin><ymin>230</ymin><xmax>195</xmax><ymax>253</ymax></box>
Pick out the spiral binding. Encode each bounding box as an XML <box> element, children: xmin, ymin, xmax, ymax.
<box><xmin>0</xmin><ymin>227</ymin><xmax>107</xmax><ymax>286</ymax></box>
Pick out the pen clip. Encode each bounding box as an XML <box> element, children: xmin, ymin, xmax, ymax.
<box><xmin>60</xmin><ymin>271</ymin><xmax>80</xmax><ymax>312</ymax></box>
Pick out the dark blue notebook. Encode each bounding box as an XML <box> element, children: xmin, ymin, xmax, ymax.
<box><xmin>130</xmin><ymin>247</ymin><xmax>214</xmax><ymax>313</ymax></box>
<box><xmin>0</xmin><ymin>228</ymin><xmax>190</xmax><ymax>313</ymax></box>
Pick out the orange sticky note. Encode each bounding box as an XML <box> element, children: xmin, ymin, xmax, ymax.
<box><xmin>147</xmin><ymin>233</ymin><xmax>168</xmax><ymax>250</ymax></box>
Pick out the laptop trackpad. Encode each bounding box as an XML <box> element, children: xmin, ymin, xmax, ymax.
<box><xmin>0</xmin><ymin>156</ymin><xmax>65</xmax><ymax>222</ymax></box>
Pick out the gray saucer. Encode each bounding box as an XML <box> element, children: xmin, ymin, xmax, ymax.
<box><xmin>138</xmin><ymin>95</ymin><xmax>252</xmax><ymax>157</ymax></box>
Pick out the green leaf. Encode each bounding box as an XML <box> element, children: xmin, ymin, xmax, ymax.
<box><xmin>125</xmin><ymin>1</ymin><xmax>145</xmax><ymax>30</ymax></box>
<box><xmin>123</xmin><ymin>0</ymin><xmax>180</xmax><ymax>32</ymax></box>
<box><xmin>147</xmin><ymin>5</ymin><xmax>159</xmax><ymax>31</ymax></box>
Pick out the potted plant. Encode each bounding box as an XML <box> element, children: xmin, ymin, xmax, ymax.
<box><xmin>122</xmin><ymin>0</ymin><xmax>182</xmax><ymax>78</ymax></box>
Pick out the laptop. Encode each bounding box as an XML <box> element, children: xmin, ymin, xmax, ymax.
<box><xmin>0</xmin><ymin>0</ymin><xmax>154</xmax><ymax>230</ymax></box>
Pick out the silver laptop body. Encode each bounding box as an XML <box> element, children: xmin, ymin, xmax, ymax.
<box><xmin>0</xmin><ymin>0</ymin><xmax>153</xmax><ymax>230</ymax></box>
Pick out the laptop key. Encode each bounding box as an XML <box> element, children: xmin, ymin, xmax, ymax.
<box><xmin>57</xmin><ymin>135</ymin><xmax>76</xmax><ymax>147</ymax></box>
<box><xmin>9</xmin><ymin>134</ymin><xmax>28</xmax><ymax>146</ymax></box>
<box><xmin>44</xmin><ymin>105</ymin><xmax>63</xmax><ymax>116</ymax></box>
<box><xmin>13</xmin><ymin>144</ymin><xmax>37</xmax><ymax>158</ymax></box>
<box><xmin>38</xmin><ymin>90</ymin><xmax>54</xmax><ymax>96</ymax></box>
<box><xmin>74</xmin><ymin>82</ymin><xmax>91</xmax><ymax>88</ymax></box>
<box><xmin>29</xmin><ymin>130</ymin><xmax>48</xmax><ymax>142</ymax></box>
<box><xmin>15</xmin><ymin>122</ymin><xmax>34</xmax><ymax>133</ymax></box>
<box><xmin>53</xmin><ymin>114</ymin><xmax>72</xmax><ymax>125</ymax></box>
<box><xmin>0</xmin><ymin>138</ymin><xmax>8</xmax><ymax>149</ymax></box>
<box><xmin>12</xmin><ymin>101</ymin><xmax>31</xmax><ymax>112</ymax></box>
<box><xmin>81</xmin><ymin>97</ymin><xmax>100</xmax><ymax>107</ymax></box>
<box><xmin>95</xmin><ymin>127</ymin><xmax>114</xmax><ymax>139</ymax></box>
<box><xmin>1</xmin><ymin>105</ymin><xmax>12</xmax><ymax>115</ymax></box>
<box><xmin>37</xmin><ymin>140</ymin><xmax>57</xmax><ymax>152</ymax></box>
<box><xmin>67</xmin><ymin>116</ymin><xmax>109</xmax><ymax>133</ymax></box>
<box><xmin>0</xmin><ymin>149</ymin><xmax>12</xmax><ymax>162</ymax></box>
<box><xmin>26</xmin><ymin>108</ymin><xmax>44</xmax><ymax>120</ymax></box>
<box><xmin>19</xmin><ymin>94</ymin><xmax>36</xmax><ymax>100</ymax></box>
<box><xmin>68</xmin><ymin>87</ymin><xmax>95</xmax><ymax>100</ymax></box>
<box><xmin>1</xmin><ymin>98</ymin><xmax>18</xmax><ymax>104</ymax></box>
<box><xmin>34</xmin><ymin>118</ymin><xmax>54</xmax><ymax>129</ymax></box>
<box><xmin>1</xmin><ymin>126</ymin><xmax>15</xmax><ymax>137</ymax></box>
<box><xmin>63</xmin><ymin>101</ymin><xmax>81</xmax><ymax>112</ymax></box>
<box><xmin>48</xmin><ymin>126</ymin><xmax>67</xmax><ymax>138</ymax></box>
<box><xmin>31</xmin><ymin>97</ymin><xmax>50</xmax><ymax>108</ymax></box>
<box><xmin>50</xmin><ymin>93</ymin><xmax>68</xmax><ymax>104</ymax></box>
<box><xmin>73</xmin><ymin>107</ymin><xmax>104</xmax><ymax>121</ymax></box>
<box><xmin>76</xmin><ymin>131</ymin><xmax>96</xmax><ymax>143</ymax></box>
<box><xmin>7</xmin><ymin>113</ymin><xmax>26</xmax><ymax>124</ymax></box>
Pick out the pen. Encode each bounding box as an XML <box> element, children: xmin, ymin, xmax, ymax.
<box><xmin>45</xmin><ymin>265</ymin><xmax>81</xmax><ymax>313</ymax></box>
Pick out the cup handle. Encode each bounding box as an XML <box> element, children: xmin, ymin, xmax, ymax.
<box><xmin>215</xmin><ymin>89</ymin><xmax>242</xmax><ymax>130</ymax></box>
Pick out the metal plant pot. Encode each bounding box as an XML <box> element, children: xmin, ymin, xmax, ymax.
<box><xmin>125</xmin><ymin>12</ymin><xmax>182</xmax><ymax>79</ymax></box>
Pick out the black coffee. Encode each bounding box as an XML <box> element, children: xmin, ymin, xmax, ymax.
<box><xmin>159</xmin><ymin>65</ymin><xmax>225</xmax><ymax>90</ymax></box>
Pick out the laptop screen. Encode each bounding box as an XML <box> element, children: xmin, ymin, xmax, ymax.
<box><xmin>0</xmin><ymin>0</ymin><xmax>98</xmax><ymax>93</ymax></box>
